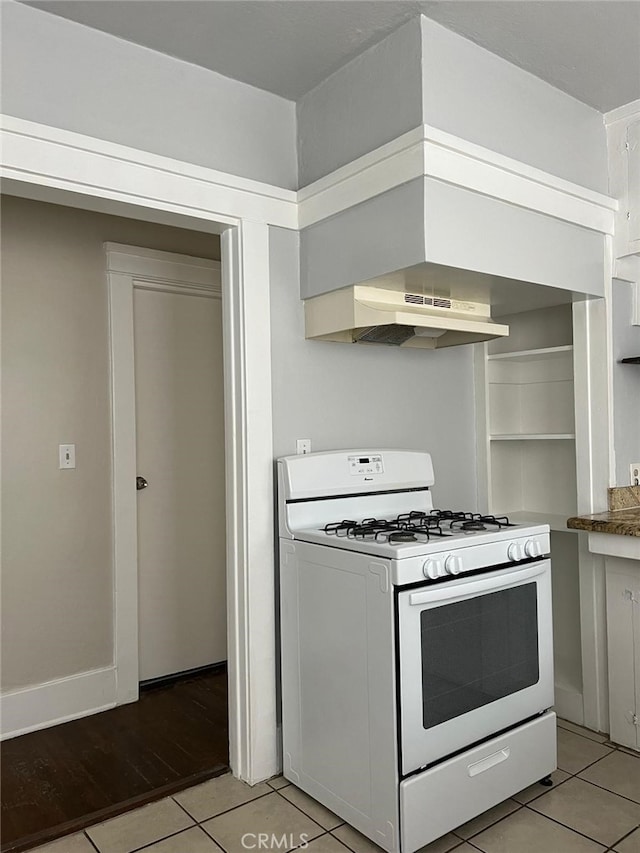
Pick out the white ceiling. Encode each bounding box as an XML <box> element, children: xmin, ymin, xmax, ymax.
<box><xmin>24</xmin><ymin>1</ymin><xmax>640</xmax><ymax>111</ymax></box>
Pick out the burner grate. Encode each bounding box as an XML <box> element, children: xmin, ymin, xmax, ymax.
<box><xmin>324</xmin><ymin>513</ymin><xmax>449</xmax><ymax>543</ymax></box>
<box><xmin>430</xmin><ymin>510</ymin><xmax>516</xmax><ymax>531</ymax></box>
<box><xmin>322</xmin><ymin>509</ymin><xmax>515</xmax><ymax>545</ymax></box>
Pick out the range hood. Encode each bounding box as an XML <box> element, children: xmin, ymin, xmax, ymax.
<box><xmin>304</xmin><ymin>284</ymin><xmax>509</xmax><ymax>349</ymax></box>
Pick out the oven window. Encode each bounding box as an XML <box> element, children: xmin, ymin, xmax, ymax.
<box><xmin>420</xmin><ymin>582</ymin><xmax>539</xmax><ymax>729</ymax></box>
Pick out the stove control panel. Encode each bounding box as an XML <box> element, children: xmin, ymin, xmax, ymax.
<box><xmin>508</xmin><ymin>539</ymin><xmax>545</xmax><ymax>561</ymax></box>
<box><xmin>411</xmin><ymin>532</ymin><xmax>551</xmax><ymax>586</ymax></box>
<box><xmin>445</xmin><ymin>555</ymin><xmax>463</xmax><ymax>575</ymax></box>
<box><xmin>423</xmin><ymin>559</ymin><xmax>442</xmax><ymax>580</ymax></box>
<box><xmin>422</xmin><ymin>555</ymin><xmax>463</xmax><ymax>579</ymax></box>
<box><xmin>348</xmin><ymin>454</ymin><xmax>384</xmax><ymax>476</ymax></box>
<box><xmin>507</xmin><ymin>542</ymin><xmax>524</xmax><ymax>562</ymax></box>
<box><xmin>525</xmin><ymin>539</ymin><xmax>543</xmax><ymax>558</ymax></box>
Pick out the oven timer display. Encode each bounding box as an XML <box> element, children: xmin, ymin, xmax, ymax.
<box><xmin>348</xmin><ymin>454</ymin><xmax>384</xmax><ymax>476</ymax></box>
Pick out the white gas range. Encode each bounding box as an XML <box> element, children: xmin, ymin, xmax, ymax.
<box><xmin>278</xmin><ymin>449</ymin><xmax>557</xmax><ymax>853</ymax></box>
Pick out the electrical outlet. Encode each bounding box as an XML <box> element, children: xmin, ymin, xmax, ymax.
<box><xmin>631</xmin><ymin>463</ymin><xmax>640</xmax><ymax>487</ymax></box>
<box><xmin>296</xmin><ymin>439</ymin><xmax>311</xmax><ymax>455</ymax></box>
<box><xmin>59</xmin><ymin>444</ymin><xmax>76</xmax><ymax>469</ymax></box>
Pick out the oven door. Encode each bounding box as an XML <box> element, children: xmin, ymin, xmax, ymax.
<box><xmin>397</xmin><ymin>560</ymin><xmax>553</xmax><ymax>775</ymax></box>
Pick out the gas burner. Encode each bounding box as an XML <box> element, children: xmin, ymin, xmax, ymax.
<box><xmin>388</xmin><ymin>531</ymin><xmax>418</xmax><ymax>543</ymax></box>
<box><xmin>460</xmin><ymin>520</ymin><xmax>486</xmax><ymax>531</ymax></box>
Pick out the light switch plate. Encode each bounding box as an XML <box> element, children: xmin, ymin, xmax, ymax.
<box><xmin>59</xmin><ymin>444</ymin><xmax>76</xmax><ymax>469</ymax></box>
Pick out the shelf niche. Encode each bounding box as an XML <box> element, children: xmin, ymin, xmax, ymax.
<box><xmin>488</xmin><ymin>346</ymin><xmax>575</xmax><ymax>439</ymax></box>
<box><xmin>478</xmin><ymin>303</ymin><xmax>584</xmax><ymax>724</ymax></box>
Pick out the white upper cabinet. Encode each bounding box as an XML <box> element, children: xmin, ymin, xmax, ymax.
<box><xmin>606</xmin><ymin>102</ymin><xmax>640</xmax><ymax>259</ymax></box>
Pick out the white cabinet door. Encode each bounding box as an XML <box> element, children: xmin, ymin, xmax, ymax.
<box><xmin>606</xmin><ymin>559</ymin><xmax>640</xmax><ymax>750</ymax></box>
<box><xmin>628</xmin><ymin>120</ymin><xmax>640</xmax><ymax>250</ymax></box>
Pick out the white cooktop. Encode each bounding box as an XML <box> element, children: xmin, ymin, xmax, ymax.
<box><xmin>293</xmin><ymin>519</ymin><xmax>548</xmax><ymax>560</ymax></box>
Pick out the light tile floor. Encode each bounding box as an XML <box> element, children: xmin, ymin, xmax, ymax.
<box><xmin>32</xmin><ymin>720</ymin><xmax>640</xmax><ymax>853</ymax></box>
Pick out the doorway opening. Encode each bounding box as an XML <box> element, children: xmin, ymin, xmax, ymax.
<box><xmin>1</xmin><ymin>200</ymin><xmax>232</xmax><ymax>851</ymax></box>
<box><xmin>107</xmin><ymin>242</ymin><xmax>228</xmax><ymax>697</ymax></box>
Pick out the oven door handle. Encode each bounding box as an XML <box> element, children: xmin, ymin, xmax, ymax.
<box><xmin>408</xmin><ymin>562</ymin><xmax>548</xmax><ymax>606</ymax></box>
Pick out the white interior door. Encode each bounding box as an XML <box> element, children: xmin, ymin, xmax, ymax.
<box><xmin>133</xmin><ymin>279</ymin><xmax>226</xmax><ymax>682</ymax></box>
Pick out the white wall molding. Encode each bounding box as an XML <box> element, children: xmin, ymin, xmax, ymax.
<box><xmin>297</xmin><ymin>127</ymin><xmax>426</xmax><ymax>228</ymax></box>
<box><xmin>604</xmin><ymin>99</ymin><xmax>640</xmax><ymax>126</ymax></box>
<box><xmin>605</xmin><ymin>105</ymin><xmax>640</xmax><ymax>260</ymax></box>
<box><xmin>571</xmin><ymin>238</ymin><xmax>615</xmax><ymax>733</ymax></box>
<box><xmin>0</xmin><ymin>115</ymin><xmax>297</xmax><ymax>230</ymax></box>
<box><xmin>555</xmin><ymin>685</ymin><xmax>586</xmax><ymax>727</ymax></box>
<box><xmin>106</xmin><ymin>244</ymin><xmax>222</xmax><ymax>289</ymax></box>
<box><xmin>298</xmin><ymin>124</ymin><xmax>617</xmax><ymax>234</ymax></box>
<box><xmin>222</xmin><ymin>222</ymin><xmax>277</xmax><ymax>783</ymax></box>
<box><xmin>1</xmin><ymin>121</ymin><xmax>279</xmax><ymax>783</ymax></box>
<box><xmin>614</xmin><ymin>255</ymin><xmax>640</xmax><ymax>326</ymax></box>
<box><xmin>2</xmin><ymin>114</ymin><xmax>616</xmax><ymax>240</ymax></box>
<box><xmin>106</xmin><ymin>245</ymin><xmax>223</xmax><ymax>713</ymax></box>
<box><xmin>106</xmin><ymin>243</ymin><xmax>222</xmax><ymax>300</ymax></box>
<box><xmin>1</xmin><ymin>667</ymin><xmax>116</xmax><ymax>740</ymax></box>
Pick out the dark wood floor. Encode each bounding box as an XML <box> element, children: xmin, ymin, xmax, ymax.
<box><xmin>1</xmin><ymin>667</ymin><xmax>229</xmax><ymax>853</ymax></box>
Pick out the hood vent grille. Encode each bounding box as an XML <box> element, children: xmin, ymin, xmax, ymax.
<box><xmin>357</xmin><ymin>324</ymin><xmax>415</xmax><ymax>346</ymax></box>
<box><xmin>404</xmin><ymin>293</ymin><xmax>452</xmax><ymax>309</ymax></box>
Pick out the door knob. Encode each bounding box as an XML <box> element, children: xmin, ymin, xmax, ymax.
<box><xmin>136</xmin><ymin>476</ymin><xmax>148</xmax><ymax>491</ymax></box>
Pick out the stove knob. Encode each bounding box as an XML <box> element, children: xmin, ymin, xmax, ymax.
<box><xmin>423</xmin><ymin>559</ymin><xmax>442</xmax><ymax>580</ymax></box>
<box><xmin>445</xmin><ymin>555</ymin><xmax>462</xmax><ymax>575</ymax></box>
<box><xmin>507</xmin><ymin>542</ymin><xmax>524</xmax><ymax>562</ymax></box>
<box><xmin>525</xmin><ymin>539</ymin><xmax>542</xmax><ymax>558</ymax></box>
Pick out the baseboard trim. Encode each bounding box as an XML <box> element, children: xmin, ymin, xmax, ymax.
<box><xmin>554</xmin><ymin>684</ymin><xmax>585</xmax><ymax>727</ymax></box>
<box><xmin>1</xmin><ymin>665</ymin><xmax>117</xmax><ymax>740</ymax></box>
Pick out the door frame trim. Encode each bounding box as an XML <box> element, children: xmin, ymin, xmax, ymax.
<box><xmin>1</xmin><ymin>115</ymin><xmax>279</xmax><ymax>781</ymax></box>
<box><xmin>105</xmin><ymin>243</ymin><xmax>222</xmax><ymax>704</ymax></box>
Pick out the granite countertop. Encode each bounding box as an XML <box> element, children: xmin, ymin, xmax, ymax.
<box><xmin>567</xmin><ymin>486</ymin><xmax>640</xmax><ymax>537</ymax></box>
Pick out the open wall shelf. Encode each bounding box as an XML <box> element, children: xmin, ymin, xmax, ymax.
<box><xmin>490</xmin><ymin>434</ymin><xmax>575</xmax><ymax>441</ymax></box>
<box><xmin>488</xmin><ymin>344</ymin><xmax>575</xmax><ymax>438</ymax></box>
<box><xmin>477</xmin><ymin>305</ymin><xmax>584</xmax><ymax>725</ymax></box>
<box><xmin>488</xmin><ymin>345</ymin><xmax>574</xmax><ymax>363</ymax></box>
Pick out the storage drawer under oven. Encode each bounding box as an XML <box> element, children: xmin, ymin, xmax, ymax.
<box><xmin>400</xmin><ymin>711</ymin><xmax>557</xmax><ymax>853</ymax></box>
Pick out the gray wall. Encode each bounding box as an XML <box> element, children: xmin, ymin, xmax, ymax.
<box><xmin>423</xmin><ymin>180</ymin><xmax>606</xmax><ymax>296</ymax></box>
<box><xmin>296</xmin><ymin>14</ymin><xmax>608</xmax><ymax>193</ymax></box>
<box><xmin>270</xmin><ymin>226</ymin><xmax>478</xmax><ymax>511</ymax></box>
<box><xmin>300</xmin><ymin>179</ymin><xmax>425</xmax><ymax>298</ymax></box>
<box><xmin>296</xmin><ymin>16</ymin><xmax>423</xmax><ymax>187</ymax></box>
<box><xmin>1</xmin><ymin>195</ymin><xmax>221</xmax><ymax>691</ymax></box>
<box><xmin>3</xmin><ymin>4</ymin><xmax>608</xmax><ymax>197</ymax></box>
<box><xmin>1</xmin><ymin>2</ymin><xmax>298</xmax><ymax>189</ymax></box>
<box><xmin>421</xmin><ymin>17</ymin><xmax>608</xmax><ymax>194</ymax></box>
<box><xmin>301</xmin><ymin>177</ymin><xmax>606</xmax><ymax>302</ymax></box>
<box><xmin>611</xmin><ymin>281</ymin><xmax>640</xmax><ymax>484</ymax></box>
